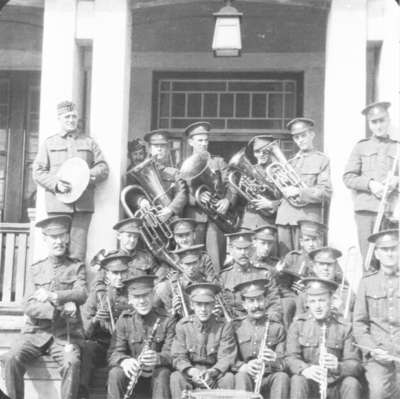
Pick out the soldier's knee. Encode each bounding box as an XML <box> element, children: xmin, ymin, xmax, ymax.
<box><xmin>153</xmin><ymin>366</ymin><xmax>171</xmax><ymax>382</ymax></box>
<box><xmin>170</xmin><ymin>370</ymin><xmax>185</xmax><ymax>386</ymax></box>
<box><xmin>290</xmin><ymin>374</ymin><xmax>307</xmax><ymax>389</ymax></box>
<box><xmin>108</xmin><ymin>366</ymin><xmax>125</xmax><ymax>383</ymax></box>
<box><xmin>219</xmin><ymin>372</ymin><xmax>234</xmax><ymax>388</ymax></box>
<box><xmin>341</xmin><ymin>376</ymin><xmax>361</xmax><ymax>391</ymax></box>
<box><xmin>272</xmin><ymin>371</ymin><xmax>290</xmax><ymax>385</ymax></box>
<box><xmin>234</xmin><ymin>371</ymin><xmax>252</xmax><ymax>385</ymax></box>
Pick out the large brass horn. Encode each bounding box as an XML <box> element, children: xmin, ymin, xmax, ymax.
<box><xmin>228</xmin><ymin>148</ymin><xmax>281</xmax><ymax>217</ymax></box>
<box><xmin>263</xmin><ymin>140</ymin><xmax>307</xmax><ymax>207</ymax></box>
<box><xmin>121</xmin><ymin>157</ymin><xmax>174</xmax><ymax>255</ymax></box>
<box><xmin>180</xmin><ymin>151</ymin><xmax>240</xmax><ymax>233</ymax></box>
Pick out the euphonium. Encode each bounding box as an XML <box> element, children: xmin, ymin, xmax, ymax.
<box><xmin>180</xmin><ymin>151</ymin><xmax>240</xmax><ymax>233</ymax></box>
<box><xmin>120</xmin><ymin>157</ymin><xmax>174</xmax><ymax>254</ymax></box>
<box><xmin>123</xmin><ymin>318</ymin><xmax>161</xmax><ymax>399</ymax></box>
<box><xmin>254</xmin><ymin>319</ymin><xmax>270</xmax><ymax>395</ymax></box>
<box><xmin>228</xmin><ymin>148</ymin><xmax>281</xmax><ymax>217</ymax></box>
<box><xmin>261</xmin><ymin>140</ymin><xmax>307</xmax><ymax>207</ymax></box>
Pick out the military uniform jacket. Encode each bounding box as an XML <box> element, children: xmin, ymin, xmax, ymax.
<box><xmin>220</xmin><ymin>261</ymin><xmax>282</xmax><ymax>320</ymax></box>
<box><xmin>233</xmin><ymin>315</ymin><xmax>286</xmax><ymax>374</ymax></box>
<box><xmin>183</xmin><ymin>154</ymin><xmax>238</xmax><ymax>222</ymax></box>
<box><xmin>22</xmin><ymin>256</ymin><xmax>88</xmax><ymax>347</ymax></box>
<box><xmin>33</xmin><ymin>131</ymin><xmax>109</xmax><ymax>213</ymax></box>
<box><xmin>171</xmin><ymin>314</ymin><xmax>237</xmax><ymax>374</ymax></box>
<box><xmin>276</xmin><ymin>149</ymin><xmax>332</xmax><ymax>225</ymax></box>
<box><xmin>343</xmin><ymin>136</ymin><xmax>399</xmax><ymax>213</ymax></box>
<box><xmin>127</xmin><ymin>161</ymin><xmax>188</xmax><ymax>217</ymax></box>
<box><xmin>353</xmin><ymin>269</ymin><xmax>400</xmax><ymax>356</ymax></box>
<box><xmin>109</xmin><ymin>307</ymin><xmax>176</xmax><ymax>368</ymax></box>
<box><xmin>85</xmin><ymin>285</ymin><xmax>130</xmax><ymax>346</ymax></box>
<box><xmin>286</xmin><ymin>312</ymin><xmax>362</xmax><ymax>383</ymax></box>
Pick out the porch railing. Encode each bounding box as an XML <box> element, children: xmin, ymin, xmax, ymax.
<box><xmin>0</xmin><ymin>222</ymin><xmax>31</xmax><ymax>310</ymax></box>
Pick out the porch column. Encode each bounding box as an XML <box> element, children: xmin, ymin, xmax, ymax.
<box><xmin>324</xmin><ymin>0</ymin><xmax>367</xmax><ymax>287</ymax></box>
<box><xmin>87</xmin><ymin>0</ymin><xmax>132</xmax><ymax>265</ymax></box>
<box><xmin>33</xmin><ymin>0</ymin><xmax>82</xmax><ymax>261</ymax></box>
<box><xmin>376</xmin><ymin>0</ymin><xmax>400</xmax><ymax>136</ymax></box>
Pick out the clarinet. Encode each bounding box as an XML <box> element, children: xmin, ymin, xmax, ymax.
<box><xmin>319</xmin><ymin>323</ymin><xmax>328</xmax><ymax>399</ymax></box>
<box><xmin>254</xmin><ymin>319</ymin><xmax>270</xmax><ymax>395</ymax></box>
<box><xmin>123</xmin><ymin>318</ymin><xmax>161</xmax><ymax>399</ymax></box>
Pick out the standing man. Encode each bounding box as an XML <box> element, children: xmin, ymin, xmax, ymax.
<box><xmin>170</xmin><ymin>283</ymin><xmax>237</xmax><ymax>397</ymax></box>
<box><xmin>127</xmin><ymin>138</ymin><xmax>147</xmax><ymax>185</ymax></box>
<box><xmin>240</xmin><ymin>135</ymin><xmax>282</xmax><ymax>228</ymax></box>
<box><xmin>287</xmin><ymin>277</ymin><xmax>363</xmax><ymax>399</ymax></box>
<box><xmin>4</xmin><ymin>216</ymin><xmax>88</xmax><ymax>399</ymax></box>
<box><xmin>343</xmin><ymin>102</ymin><xmax>399</xmax><ymax>261</ymax></box>
<box><xmin>182</xmin><ymin>121</ymin><xmax>238</xmax><ymax>269</ymax></box>
<box><xmin>233</xmin><ymin>279</ymin><xmax>289</xmax><ymax>398</ymax></box>
<box><xmin>275</xmin><ymin>118</ymin><xmax>332</xmax><ymax>256</ymax></box>
<box><xmin>33</xmin><ymin>100</ymin><xmax>109</xmax><ymax>261</ymax></box>
<box><xmin>353</xmin><ymin>229</ymin><xmax>400</xmax><ymax>399</ymax></box>
<box><xmin>107</xmin><ymin>275</ymin><xmax>175</xmax><ymax>399</ymax></box>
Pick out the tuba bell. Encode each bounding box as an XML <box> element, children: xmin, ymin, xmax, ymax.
<box><xmin>180</xmin><ymin>151</ymin><xmax>240</xmax><ymax>233</ymax></box>
<box><xmin>228</xmin><ymin>148</ymin><xmax>282</xmax><ymax>217</ymax></box>
<box><xmin>120</xmin><ymin>157</ymin><xmax>174</xmax><ymax>255</ymax></box>
<box><xmin>262</xmin><ymin>140</ymin><xmax>308</xmax><ymax>207</ymax></box>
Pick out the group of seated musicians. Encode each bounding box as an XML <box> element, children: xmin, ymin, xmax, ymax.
<box><xmin>3</xmin><ymin>101</ymin><xmax>399</xmax><ymax>399</ymax></box>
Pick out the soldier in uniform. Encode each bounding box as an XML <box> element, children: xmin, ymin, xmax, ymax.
<box><xmin>107</xmin><ymin>275</ymin><xmax>175</xmax><ymax>399</ymax></box>
<box><xmin>353</xmin><ymin>229</ymin><xmax>400</xmax><ymax>399</ymax></box>
<box><xmin>4</xmin><ymin>216</ymin><xmax>88</xmax><ymax>399</ymax></box>
<box><xmin>343</xmin><ymin>101</ymin><xmax>399</xmax><ymax>261</ymax></box>
<box><xmin>240</xmin><ymin>135</ymin><xmax>282</xmax><ymax>229</ymax></box>
<box><xmin>221</xmin><ymin>231</ymin><xmax>281</xmax><ymax>320</ymax></box>
<box><xmin>232</xmin><ymin>279</ymin><xmax>290</xmax><ymax>398</ymax></box>
<box><xmin>296</xmin><ymin>247</ymin><xmax>354</xmax><ymax>321</ymax></box>
<box><xmin>155</xmin><ymin>245</ymin><xmax>219</xmax><ymax>317</ymax></box>
<box><xmin>130</xmin><ymin>129</ymin><xmax>187</xmax><ymax>224</ymax></box>
<box><xmin>33</xmin><ymin>101</ymin><xmax>109</xmax><ymax>261</ymax></box>
<box><xmin>182</xmin><ymin>121</ymin><xmax>238</xmax><ymax>270</ymax></box>
<box><xmin>287</xmin><ymin>277</ymin><xmax>363</xmax><ymax>399</ymax></box>
<box><xmin>170</xmin><ymin>283</ymin><xmax>237</xmax><ymax>397</ymax></box>
<box><xmin>126</xmin><ymin>138</ymin><xmax>147</xmax><ymax>186</ymax></box>
<box><xmin>275</xmin><ymin>118</ymin><xmax>332</xmax><ymax>257</ymax></box>
<box><xmin>80</xmin><ymin>255</ymin><xmax>131</xmax><ymax>397</ymax></box>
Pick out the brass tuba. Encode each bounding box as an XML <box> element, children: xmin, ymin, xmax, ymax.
<box><xmin>262</xmin><ymin>140</ymin><xmax>308</xmax><ymax>207</ymax></box>
<box><xmin>180</xmin><ymin>151</ymin><xmax>241</xmax><ymax>233</ymax></box>
<box><xmin>120</xmin><ymin>157</ymin><xmax>174</xmax><ymax>255</ymax></box>
<box><xmin>228</xmin><ymin>148</ymin><xmax>282</xmax><ymax>217</ymax></box>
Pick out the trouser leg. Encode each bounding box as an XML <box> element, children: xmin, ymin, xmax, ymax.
<box><xmin>79</xmin><ymin>340</ymin><xmax>106</xmax><ymax>394</ymax></box>
<box><xmin>151</xmin><ymin>367</ymin><xmax>171</xmax><ymax>399</ymax></box>
<box><xmin>206</xmin><ymin>221</ymin><xmax>226</xmax><ymax>273</ymax></box>
<box><xmin>217</xmin><ymin>372</ymin><xmax>234</xmax><ymax>389</ymax></box>
<box><xmin>48</xmin><ymin>340</ymin><xmax>81</xmax><ymax>399</ymax></box>
<box><xmin>339</xmin><ymin>376</ymin><xmax>362</xmax><ymax>399</ymax></box>
<box><xmin>264</xmin><ymin>371</ymin><xmax>290</xmax><ymax>399</ymax></box>
<box><xmin>281</xmin><ymin>297</ymin><xmax>297</xmax><ymax>329</ymax></box>
<box><xmin>289</xmin><ymin>374</ymin><xmax>309</xmax><ymax>399</ymax></box>
<box><xmin>107</xmin><ymin>366</ymin><xmax>128</xmax><ymax>399</ymax></box>
<box><xmin>354</xmin><ymin>211</ymin><xmax>376</xmax><ymax>264</ymax></box>
<box><xmin>4</xmin><ymin>339</ymin><xmax>44</xmax><ymax>399</ymax></box>
<box><xmin>277</xmin><ymin>225</ymin><xmax>298</xmax><ymax>257</ymax></box>
<box><xmin>364</xmin><ymin>359</ymin><xmax>399</xmax><ymax>399</ymax></box>
<box><xmin>235</xmin><ymin>371</ymin><xmax>253</xmax><ymax>391</ymax></box>
<box><xmin>170</xmin><ymin>370</ymin><xmax>192</xmax><ymax>399</ymax></box>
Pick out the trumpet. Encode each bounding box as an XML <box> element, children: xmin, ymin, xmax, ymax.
<box><xmin>167</xmin><ymin>273</ymin><xmax>190</xmax><ymax>318</ymax></box>
<box><xmin>228</xmin><ymin>148</ymin><xmax>281</xmax><ymax>217</ymax></box>
<box><xmin>95</xmin><ymin>291</ymin><xmax>116</xmax><ymax>335</ymax></box>
<box><xmin>319</xmin><ymin>323</ymin><xmax>328</xmax><ymax>399</ymax></box>
<box><xmin>123</xmin><ymin>318</ymin><xmax>161</xmax><ymax>399</ymax></box>
<box><xmin>259</xmin><ymin>140</ymin><xmax>307</xmax><ymax>207</ymax></box>
<box><xmin>254</xmin><ymin>320</ymin><xmax>270</xmax><ymax>395</ymax></box>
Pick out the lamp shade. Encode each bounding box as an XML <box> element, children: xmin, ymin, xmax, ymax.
<box><xmin>212</xmin><ymin>3</ymin><xmax>242</xmax><ymax>57</ymax></box>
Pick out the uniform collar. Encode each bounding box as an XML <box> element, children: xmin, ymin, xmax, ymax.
<box><xmin>234</xmin><ymin>261</ymin><xmax>253</xmax><ymax>272</ymax></box>
<box><xmin>48</xmin><ymin>254</ymin><xmax>67</xmax><ymax>267</ymax></box>
<box><xmin>371</xmin><ymin>134</ymin><xmax>391</xmax><ymax>143</ymax></box>
<box><xmin>247</xmin><ymin>314</ymin><xmax>268</xmax><ymax>327</ymax></box>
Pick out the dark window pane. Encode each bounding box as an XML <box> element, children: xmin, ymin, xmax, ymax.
<box><xmin>252</xmin><ymin>94</ymin><xmax>266</xmax><ymax>118</ymax></box>
<box><xmin>159</xmin><ymin>118</ymin><xmax>169</xmax><ymax>128</ymax></box>
<box><xmin>236</xmin><ymin>94</ymin><xmax>250</xmax><ymax>117</ymax></box>
<box><xmin>173</xmin><ymin>81</ymin><xmax>226</xmax><ymax>91</ymax></box>
<box><xmin>0</xmin><ymin>80</ymin><xmax>9</xmax><ymax>104</ymax></box>
<box><xmin>284</xmin><ymin>93</ymin><xmax>296</xmax><ymax>118</ymax></box>
<box><xmin>187</xmin><ymin>94</ymin><xmax>201</xmax><ymax>117</ymax></box>
<box><xmin>172</xmin><ymin>93</ymin><xmax>185</xmax><ymax>117</ymax></box>
<box><xmin>228</xmin><ymin>119</ymin><xmax>282</xmax><ymax>129</ymax></box>
<box><xmin>160</xmin><ymin>93</ymin><xmax>170</xmax><ymax>118</ymax></box>
<box><xmin>172</xmin><ymin>118</ymin><xmax>224</xmax><ymax>129</ymax></box>
<box><xmin>268</xmin><ymin>93</ymin><xmax>283</xmax><ymax>118</ymax></box>
<box><xmin>284</xmin><ymin>81</ymin><xmax>296</xmax><ymax>92</ymax></box>
<box><xmin>229</xmin><ymin>81</ymin><xmax>283</xmax><ymax>92</ymax></box>
<box><xmin>220</xmin><ymin>93</ymin><xmax>233</xmax><ymax>117</ymax></box>
<box><xmin>204</xmin><ymin>93</ymin><xmax>218</xmax><ymax>117</ymax></box>
<box><xmin>160</xmin><ymin>81</ymin><xmax>170</xmax><ymax>91</ymax></box>
<box><xmin>0</xmin><ymin>106</ymin><xmax>8</xmax><ymax>129</ymax></box>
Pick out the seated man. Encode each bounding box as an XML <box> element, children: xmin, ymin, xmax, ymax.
<box><xmin>353</xmin><ymin>229</ymin><xmax>400</xmax><ymax>399</ymax></box>
<box><xmin>233</xmin><ymin>279</ymin><xmax>289</xmax><ymax>399</ymax></box>
<box><xmin>287</xmin><ymin>277</ymin><xmax>362</xmax><ymax>399</ymax></box>
<box><xmin>170</xmin><ymin>283</ymin><xmax>237</xmax><ymax>397</ymax></box>
<box><xmin>4</xmin><ymin>216</ymin><xmax>88</xmax><ymax>399</ymax></box>
<box><xmin>170</xmin><ymin>218</ymin><xmax>219</xmax><ymax>279</ymax></box>
<box><xmin>107</xmin><ymin>275</ymin><xmax>175</xmax><ymax>399</ymax></box>
<box><xmin>221</xmin><ymin>231</ymin><xmax>281</xmax><ymax>320</ymax></box>
<box><xmin>80</xmin><ymin>254</ymin><xmax>131</xmax><ymax>396</ymax></box>
<box><xmin>296</xmin><ymin>247</ymin><xmax>354</xmax><ymax>321</ymax></box>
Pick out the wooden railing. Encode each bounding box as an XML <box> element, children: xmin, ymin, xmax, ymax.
<box><xmin>0</xmin><ymin>222</ymin><xmax>31</xmax><ymax>310</ymax></box>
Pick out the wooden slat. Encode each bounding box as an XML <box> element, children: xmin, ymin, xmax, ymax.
<box><xmin>15</xmin><ymin>233</ymin><xmax>27</xmax><ymax>302</ymax></box>
<box><xmin>3</xmin><ymin>233</ymin><xmax>15</xmax><ymax>303</ymax></box>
